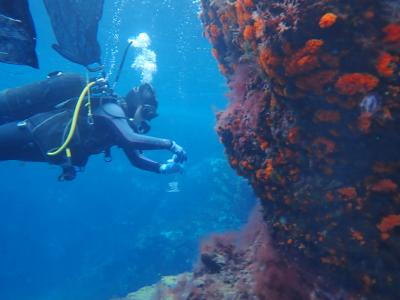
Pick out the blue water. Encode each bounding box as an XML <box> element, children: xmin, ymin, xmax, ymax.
<box><xmin>0</xmin><ymin>1</ymin><xmax>254</xmax><ymax>300</ymax></box>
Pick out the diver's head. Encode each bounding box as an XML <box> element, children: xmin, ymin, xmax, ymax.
<box><xmin>125</xmin><ymin>83</ymin><xmax>158</xmax><ymax>133</ymax></box>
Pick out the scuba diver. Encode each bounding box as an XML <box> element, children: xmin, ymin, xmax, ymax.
<box><xmin>0</xmin><ymin>72</ymin><xmax>187</xmax><ymax>181</ymax></box>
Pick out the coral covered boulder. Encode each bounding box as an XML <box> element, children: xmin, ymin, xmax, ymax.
<box><xmin>201</xmin><ymin>0</ymin><xmax>400</xmax><ymax>298</ymax></box>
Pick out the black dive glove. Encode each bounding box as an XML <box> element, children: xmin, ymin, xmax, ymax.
<box><xmin>169</xmin><ymin>141</ymin><xmax>187</xmax><ymax>163</ymax></box>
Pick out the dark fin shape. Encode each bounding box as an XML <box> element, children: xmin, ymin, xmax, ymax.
<box><xmin>43</xmin><ymin>0</ymin><xmax>104</xmax><ymax>67</ymax></box>
<box><xmin>0</xmin><ymin>0</ymin><xmax>39</xmax><ymax>68</ymax></box>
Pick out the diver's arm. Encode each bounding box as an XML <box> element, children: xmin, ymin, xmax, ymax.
<box><xmin>124</xmin><ymin>149</ymin><xmax>161</xmax><ymax>173</ymax></box>
<box><xmin>96</xmin><ymin>103</ymin><xmax>173</xmax><ymax>150</ymax></box>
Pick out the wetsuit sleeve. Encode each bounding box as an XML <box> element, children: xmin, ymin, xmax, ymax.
<box><xmin>95</xmin><ymin>103</ymin><xmax>173</xmax><ymax>150</ymax></box>
<box><xmin>124</xmin><ymin>150</ymin><xmax>161</xmax><ymax>173</ymax></box>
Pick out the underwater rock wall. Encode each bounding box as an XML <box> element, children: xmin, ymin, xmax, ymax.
<box><xmin>200</xmin><ymin>0</ymin><xmax>400</xmax><ymax>298</ymax></box>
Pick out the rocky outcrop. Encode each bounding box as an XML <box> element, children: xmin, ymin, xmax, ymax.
<box><xmin>200</xmin><ymin>0</ymin><xmax>400</xmax><ymax>298</ymax></box>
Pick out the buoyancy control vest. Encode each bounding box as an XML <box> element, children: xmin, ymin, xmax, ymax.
<box><xmin>25</xmin><ymin>108</ymin><xmax>91</xmax><ymax>167</ymax></box>
<box><xmin>27</xmin><ymin>109</ymin><xmax>75</xmax><ymax>163</ymax></box>
<box><xmin>0</xmin><ymin>72</ymin><xmax>85</xmax><ymax>124</ymax></box>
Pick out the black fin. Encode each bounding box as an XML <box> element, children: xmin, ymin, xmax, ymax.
<box><xmin>0</xmin><ymin>0</ymin><xmax>39</xmax><ymax>68</ymax></box>
<box><xmin>43</xmin><ymin>0</ymin><xmax>104</xmax><ymax>67</ymax></box>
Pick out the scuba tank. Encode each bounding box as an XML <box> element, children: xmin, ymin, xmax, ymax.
<box><xmin>0</xmin><ymin>72</ymin><xmax>86</xmax><ymax>124</ymax></box>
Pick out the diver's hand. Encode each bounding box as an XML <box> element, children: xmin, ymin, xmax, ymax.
<box><xmin>169</xmin><ymin>141</ymin><xmax>187</xmax><ymax>163</ymax></box>
<box><xmin>159</xmin><ymin>158</ymin><xmax>184</xmax><ymax>175</ymax></box>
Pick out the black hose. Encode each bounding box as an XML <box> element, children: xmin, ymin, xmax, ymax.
<box><xmin>114</xmin><ymin>41</ymin><xmax>133</xmax><ymax>86</ymax></box>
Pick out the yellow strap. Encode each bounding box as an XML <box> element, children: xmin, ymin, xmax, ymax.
<box><xmin>47</xmin><ymin>81</ymin><xmax>96</xmax><ymax>156</ymax></box>
<box><xmin>66</xmin><ymin>148</ymin><xmax>72</xmax><ymax>158</ymax></box>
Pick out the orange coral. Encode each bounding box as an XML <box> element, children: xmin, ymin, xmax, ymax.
<box><xmin>235</xmin><ymin>1</ymin><xmax>252</xmax><ymax>27</ymax></box>
<box><xmin>350</xmin><ymin>230</ymin><xmax>364</xmax><ymax>242</ymax></box>
<box><xmin>337</xmin><ymin>187</ymin><xmax>358</xmax><ymax>200</ymax></box>
<box><xmin>211</xmin><ymin>48</ymin><xmax>219</xmax><ymax>60</ymax></box>
<box><xmin>320</xmin><ymin>53</ymin><xmax>340</xmax><ymax>68</ymax></box>
<box><xmin>378</xmin><ymin>214</ymin><xmax>400</xmax><ymax>240</ymax></box>
<box><xmin>287</xmin><ymin>127</ymin><xmax>299</xmax><ymax>144</ymax></box>
<box><xmin>357</xmin><ymin>112</ymin><xmax>372</xmax><ymax>134</ymax></box>
<box><xmin>325</xmin><ymin>191</ymin><xmax>335</xmax><ymax>202</ymax></box>
<box><xmin>265</xmin><ymin>159</ymin><xmax>273</xmax><ymax>178</ymax></box>
<box><xmin>219</xmin><ymin>8</ymin><xmax>237</xmax><ymax>32</ymax></box>
<box><xmin>259</xmin><ymin>47</ymin><xmax>281</xmax><ymax>77</ymax></box>
<box><xmin>376</xmin><ymin>52</ymin><xmax>396</xmax><ymax>77</ymax></box>
<box><xmin>369</xmin><ymin>179</ymin><xmax>398</xmax><ymax>192</ymax></box>
<box><xmin>255</xmin><ymin>159</ymin><xmax>274</xmax><ymax>181</ymax></box>
<box><xmin>329</xmin><ymin>129</ymin><xmax>340</xmax><ymax>137</ymax></box>
<box><xmin>372</xmin><ymin>162</ymin><xmax>396</xmax><ymax>174</ymax></box>
<box><xmin>270</xmin><ymin>95</ymin><xmax>277</xmax><ymax>109</ymax></box>
<box><xmin>260</xmin><ymin>141</ymin><xmax>269</xmax><ymax>151</ymax></box>
<box><xmin>286</xmin><ymin>55</ymin><xmax>320</xmax><ymax>76</ymax></box>
<box><xmin>243</xmin><ymin>25</ymin><xmax>254</xmax><ymax>41</ymax></box>
<box><xmin>313</xmin><ymin>110</ymin><xmax>341</xmax><ymax>123</ymax></box>
<box><xmin>361</xmin><ymin>274</ymin><xmax>376</xmax><ymax>294</ymax></box>
<box><xmin>364</xmin><ymin>10</ymin><xmax>375</xmax><ymax>20</ymax></box>
<box><xmin>241</xmin><ymin>160</ymin><xmax>254</xmax><ymax>170</ymax></box>
<box><xmin>299</xmin><ymin>55</ymin><xmax>319</xmax><ymax>68</ymax></box>
<box><xmin>208</xmin><ymin>24</ymin><xmax>220</xmax><ymax>43</ymax></box>
<box><xmin>335</xmin><ymin>73</ymin><xmax>379</xmax><ymax>95</ymax></box>
<box><xmin>383</xmin><ymin>23</ymin><xmax>400</xmax><ymax>43</ymax></box>
<box><xmin>275</xmin><ymin>150</ymin><xmax>285</xmax><ymax>165</ymax></box>
<box><xmin>319</xmin><ymin>13</ymin><xmax>337</xmax><ymax>29</ymax></box>
<box><xmin>230</xmin><ymin>158</ymin><xmax>238</xmax><ymax>167</ymax></box>
<box><xmin>253</xmin><ymin>15</ymin><xmax>265</xmax><ymax>39</ymax></box>
<box><xmin>295</xmin><ymin>70</ymin><xmax>337</xmax><ymax>93</ymax></box>
<box><xmin>218</xmin><ymin>63</ymin><xmax>228</xmax><ymax>75</ymax></box>
<box><xmin>383</xmin><ymin>107</ymin><xmax>393</xmax><ymax>120</ymax></box>
<box><xmin>284</xmin><ymin>39</ymin><xmax>324</xmax><ymax>76</ymax></box>
<box><xmin>243</xmin><ymin>0</ymin><xmax>254</xmax><ymax>8</ymax></box>
<box><xmin>312</xmin><ymin>137</ymin><xmax>336</xmax><ymax>155</ymax></box>
<box><xmin>305</xmin><ymin>39</ymin><xmax>325</xmax><ymax>53</ymax></box>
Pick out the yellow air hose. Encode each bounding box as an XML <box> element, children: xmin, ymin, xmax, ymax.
<box><xmin>47</xmin><ymin>81</ymin><xmax>96</xmax><ymax>156</ymax></box>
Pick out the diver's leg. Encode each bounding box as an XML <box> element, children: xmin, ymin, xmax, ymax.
<box><xmin>0</xmin><ymin>122</ymin><xmax>44</xmax><ymax>162</ymax></box>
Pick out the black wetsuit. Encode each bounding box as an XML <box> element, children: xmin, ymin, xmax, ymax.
<box><xmin>0</xmin><ymin>75</ymin><xmax>173</xmax><ymax>179</ymax></box>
